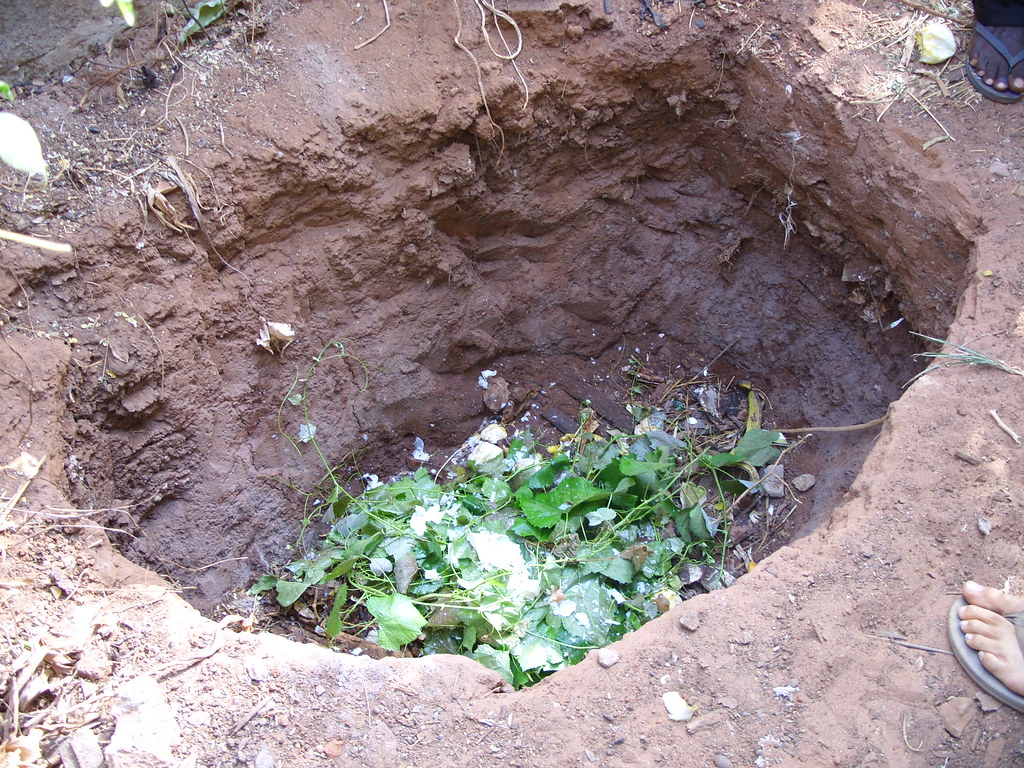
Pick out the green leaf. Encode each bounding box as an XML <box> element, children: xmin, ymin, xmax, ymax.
<box><xmin>519</xmin><ymin>495</ymin><xmax>563</xmax><ymax>529</ymax></box>
<box><xmin>179</xmin><ymin>0</ymin><xmax>227</xmax><ymax>43</ymax></box>
<box><xmin>0</xmin><ymin>82</ymin><xmax>13</xmax><ymax>101</ymax></box>
<box><xmin>510</xmin><ymin>516</ymin><xmax>552</xmax><ymax>541</ymax></box>
<box><xmin>731</xmin><ymin>428</ymin><xmax>784</xmax><ymax>467</ymax></box>
<box><xmin>618</xmin><ymin>454</ymin><xmax>673</xmax><ymax>477</ymax></box>
<box><xmin>275</xmin><ymin>579</ymin><xmax>312</xmax><ymax>607</ymax></box>
<box><xmin>248</xmin><ymin>574</ymin><xmax>278</xmax><ymax>594</ymax></box>
<box><xmin>512</xmin><ymin>634</ymin><xmax>564</xmax><ymax>671</ymax></box>
<box><xmin>366</xmin><ymin>593</ymin><xmax>427</xmax><ymax>650</ymax></box>
<box><xmin>324</xmin><ymin>584</ymin><xmax>349</xmax><ymax>638</ymax></box>
<box><xmin>585</xmin><ymin>506</ymin><xmax>616</xmax><ymax>526</ymax></box>
<box><xmin>472</xmin><ymin>645</ymin><xmax>513</xmax><ymax>682</ymax></box>
<box><xmin>479</xmin><ymin>476</ymin><xmax>513</xmax><ymax>509</ymax></box>
<box><xmin>587</xmin><ymin>555</ymin><xmax>635</xmax><ymax>584</ymax></box>
<box><xmin>526</xmin><ymin>455</ymin><xmax>572</xmax><ymax>490</ymax></box>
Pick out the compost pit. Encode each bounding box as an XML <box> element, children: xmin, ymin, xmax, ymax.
<box><xmin>2</xmin><ymin>0</ymin><xmax>1002</xmax><ymax>763</ymax></box>
<box><xmin>2</xmin><ymin>0</ymin><xmax>969</xmax><ymax>619</ymax></box>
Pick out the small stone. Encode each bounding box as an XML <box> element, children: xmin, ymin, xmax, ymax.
<box><xmin>104</xmin><ymin>675</ymin><xmax>180</xmax><ymax>768</ymax></box>
<box><xmin>245</xmin><ymin>656</ymin><xmax>270</xmax><ymax>682</ymax></box>
<box><xmin>686</xmin><ymin>709</ymin><xmax>728</xmax><ymax>734</ymax></box>
<box><xmin>975</xmin><ymin>691</ymin><xmax>1002</xmax><ymax>712</ymax></box>
<box><xmin>322</xmin><ymin>740</ymin><xmax>345</xmax><ymax>759</ymax></box>
<box><xmin>584</xmin><ymin>748</ymin><xmax>599</xmax><ymax>763</ymax></box>
<box><xmin>938</xmin><ymin>696</ymin><xmax>976</xmax><ymax>738</ymax></box>
<box><xmin>793</xmin><ymin>473</ymin><xmax>816</xmax><ymax>492</ymax></box>
<box><xmin>254</xmin><ymin>746</ymin><xmax>276</xmax><ymax>768</ymax></box>
<box><xmin>483</xmin><ymin>376</ymin><xmax>511</xmax><ymax>412</ymax></box>
<box><xmin>76</xmin><ymin>645</ymin><xmax>113</xmax><ymax>681</ymax></box>
<box><xmin>700</xmin><ymin>568</ymin><xmax>735</xmax><ymax>591</ymax></box>
<box><xmin>678</xmin><ymin>612</ymin><xmax>701</xmax><ymax>632</ymax></box>
<box><xmin>984</xmin><ymin>736</ymin><xmax>1006</xmax><ymax>767</ymax></box>
<box><xmin>731</xmin><ymin>631</ymin><xmax>754</xmax><ymax>646</ymax></box>
<box><xmin>58</xmin><ymin>728</ymin><xmax>103</xmax><ymax>768</ymax></box>
<box><xmin>859</xmin><ymin>545</ymin><xmax>873</xmax><ymax>559</ymax></box>
<box><xmin>713</xmin><ymin>755</ymin><xmax>735</xmax><ymax>768</ymax></box>
<box><xmin>761</xmin><ymin>465</ymin><xmax>785</xmax><ymax>498</ymax></box>
<box><xmin>186</xmin><ymin>710</ymin><xmax>211</xmax><ymax>727</ymax></box>
<box><xmin>680</xmin><ymin>563</ymin><xmax>704</xmax><ymax>584</ymax></box>
<box><xmin>989</xmin><ymin>160</ymin><xmax>1011</xmax><ymax>178</ymax></box>
<box><xmin>695</xmin><ymin>18</ymin><xmax>706</xmax><ymax>29</ymax></box>
<box><xmin>717</xmin><ymin>695</ymin><xmax>738</xmax><ymax>709</ymax></box>
<box><xmin>597</xmin><ymin>648</ymin><xmax>620</xmax><ymax>668</ymax></box>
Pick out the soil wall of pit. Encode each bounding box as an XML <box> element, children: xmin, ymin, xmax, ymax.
<box><xmin>0</xmin><ymin>0</ymin><xmax>976</xmax><ymax>611</ymax></box>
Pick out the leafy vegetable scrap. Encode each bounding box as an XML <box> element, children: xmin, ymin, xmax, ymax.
<box><xmin>255</xmin><ymin>381</ymin><xmax>788</xmax><ymax>688</ymax></box>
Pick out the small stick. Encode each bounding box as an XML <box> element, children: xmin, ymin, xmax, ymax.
<box><xmin>355</xmin><ymin>0</ymin><xmax>391</xmax><ymax>49</ymax></box>
<box><xmin>889</xmin><ymin>639</ymin><xmax>953</xmax><ymax>655</ymax></box>
<box><xmin>891</xmin><ymin>0</ymin><xmax>962</xmax><ymax>23</ymax></box>
<box><xmin>227</xmin><ymin>696</ymin><xmax>274</xmax><ymax>736</ymax></box>
<box><xmin>777</xmin><ymin>416</ymin><xmax>885</xmax><ymax>434</ymax></box>
<box><xmin>989</xmin><ymin>409</ymin><xmax>1021</xmax><ymax>445</ymax></box>
<box><xmin>0</xmin><ymin>229</ymin><xmax>73</xmax><ymax>254</ymax></box>
<box><xmin>1</xmin><ymin>454</ymin><xmax>45</xmax><ymax>526</ymax></box>
<box><xmin>902</xmin><ymin>714</ymin><xmax>924</xmax><ymax>752</ymax></box>
<box><xmin>906</xmin><ymin>90</ymin><xmax>955</xmax><ymax>142</ymax></box>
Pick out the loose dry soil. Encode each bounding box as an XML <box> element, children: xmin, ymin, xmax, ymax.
<box><xmin>2</xmin><ymin>0</ymin><xmax>1024</xmax><ymax>765</ymax></box>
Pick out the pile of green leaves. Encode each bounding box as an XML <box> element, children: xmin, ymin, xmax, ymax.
<box><xmin>254</xmin><ymin>421</ymin><xmax>785</xmax><ymax>688</ymax></box>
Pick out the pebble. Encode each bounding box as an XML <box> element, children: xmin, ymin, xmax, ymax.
<box><xmin>975</xmin><ymin>691</ymin><xmax>1001</xmax><ymax>712</ymax></box>
<box><xmin>717</xmin><ymin>695</ymin><xmax>738</xmax><ymax>709</ymax></box>
<box><xmin>793</xmin><ymin>473</ymin><xmax>816</xmax><ymax>492</ymax></box>
<box><xmin>254</xmin><ymin>746</ymin><xmax>277</xmax><ymax>768</ymax></box>
<box><xmin>761</xmin><ymin>465</ymin><xmax>786</xmax><ymax>498</ymax></box>
<box><xmin>597</xmin><ymin>648</ymin><xmax>620</xmax><ymax>668</ymax></box>
<box><xmin>713</xmin><ymin>755</ymin><xmax>734</xmax><ymax>768</ymax></box>
<box><xmin>700</xmin><ymin>568</ymin><xmax>735</xmax><ymax>591</ymax></box>
<box><xmin>678</xmin><ymin>612</ymin><xmax>701</xmax><ymax>632</ymax></box>
<box><xmin>58</xmin><ymin>729</ymin><xmax>103</xmax><ymax>768</ymax></box>
<box><xmin>680</xmin><ymin>563</ymin><xmax>704</xmax><ymax>585</ymax></box>
<box><xmin>989</xmin><ymin>160</ymin><xmax>1011</xmax><ymax>178</ymax></box>
<box><xmin>104</xmin><ymin>675</ymin><xmax>180</xmax><ymax>768</ymax></box>
<box><xmin>686</xmin><ymin>709</ymin><xmax>727</xmax><ymax>734</ymax></box>
<box><xmin>186</xmin><ymin>710</ymin><xmax>212</xmax><ymax>726</ymax></box>
<box><xmin>245</xmin><ymin>656</ymin><xmax>271</xmax><ymax>682</ymax></box>
<box><xmin>938</xmin><ymin>696</ymin><xmax>975</xmax><ymax>738</ymax></box>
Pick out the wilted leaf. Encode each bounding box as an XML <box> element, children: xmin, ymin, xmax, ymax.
<box><xmin>256</xmin><ymin>319</ymin><xmax>296</xmax><ymax>354</ymax></box>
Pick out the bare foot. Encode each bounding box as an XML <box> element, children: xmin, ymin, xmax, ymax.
<box><xmin>968</xmin><ymin>25</ymin><xmax>1024</xmax><ymax>94</ymax></box>
<box><xmin>958</xmin><ymin>580</ymin><xmax>1024</xmax><ymax>696</ymax></box>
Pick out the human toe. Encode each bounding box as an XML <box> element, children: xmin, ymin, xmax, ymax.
<box><xmin>963</xmin><ymin>581</ymin><xmax>1024</xmax><ymax>614</ymax></box>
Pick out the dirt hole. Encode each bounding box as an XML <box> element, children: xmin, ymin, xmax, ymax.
<box><xmin>44</xmin><ymin>34</ymin><xmax>969</xmax><ymax>634</ymax></box>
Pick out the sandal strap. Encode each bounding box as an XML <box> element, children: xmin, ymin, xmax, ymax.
<box><xmin>975</xmin><ymin>22</ymin><xmax>1024</xmax><ymax>69</ymax></box>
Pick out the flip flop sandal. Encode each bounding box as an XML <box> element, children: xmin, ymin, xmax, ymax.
<box><xmin>947</xmin><ymin>596</ymin><xmax>1024</xmax><ymax>712</ymax></box>
<box><xmin>965</xmin><ymin>22</ymin><xmax>1024</xmax><ymax>104</ymax></box>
